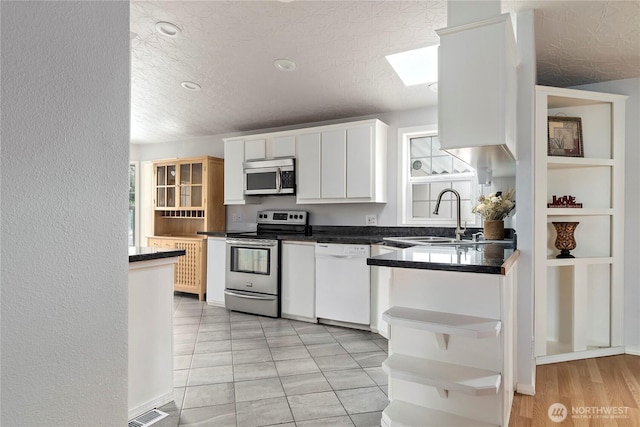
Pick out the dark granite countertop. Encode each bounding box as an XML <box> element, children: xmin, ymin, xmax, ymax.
<box><xmin>198</xmin><ymin>226</ymin><xmax>516</xmax><ymax>246</ymax></box>
<box><xmin>367</xmin><ymin>243</ymin><xmax>519</xmax><ymax>275</ymax></box>
<box><xmin>129</xmin><ymin>247</ymin><xmax>186</xmax><ymax>263</ymax></box>
<box><xmin>197</xmin><ymin>231</ymin><xmax>227</xmax><ymax>238</ymax></box>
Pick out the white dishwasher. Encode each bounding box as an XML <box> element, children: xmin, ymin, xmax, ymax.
<box><xmin>315</xmin><ymin>243</ymin><xmax>371</xmax><ymax>325</ymax></box>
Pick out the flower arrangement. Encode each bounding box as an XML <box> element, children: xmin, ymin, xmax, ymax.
<box><xmin>472</xmin><ymin>189</ymin><xmax>515</xmax><ymax>221</ymax></box>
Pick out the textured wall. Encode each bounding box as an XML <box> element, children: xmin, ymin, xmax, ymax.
<box><xmin>0</xmin><ymin>2</ymin><xmax>130</xmax><ymax>425</ymax></box>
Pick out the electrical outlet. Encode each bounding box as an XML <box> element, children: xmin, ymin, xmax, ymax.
<box><xmin>366</xmin><ymin>214</ymin><xmax>377</xmax><ymax>226</ymax></box>
<box><xmin>232</xmin><ymin>213</ymin><xmax>243</xmax><ymax>222</ymax></box>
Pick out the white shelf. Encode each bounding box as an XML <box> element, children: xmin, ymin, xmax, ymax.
<box><xmin>382</xmin><ymin>307</ymin><xmax>501</xmax><ymax>339</ymax></box>
<box><xmin>547</xmin><ymin>157</ymin><xmax>614</xmax><ymax>169</ymax></box>
<box><xmin>382</xmin><ymin>400</ymin><xmax>498</xmax><ymax>427</ymax></box>
<box><xmin>546</xmin><ymin>208</ymin><xmax>613</xmax><ymax>216</ymax></box>
<box><xmin>546</xmin><ymin>257</ymin><xmax>613</xmax><ymax>267</ymax></box>
<box><xmin>382</xmin><ymin>354</ymin><xmax>501</xmax><ymax>397</ymax></box>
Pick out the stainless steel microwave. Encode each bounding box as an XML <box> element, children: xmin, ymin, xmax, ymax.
<box><xmin>243</xmin><ymin>157</ymin><xmax>296</xmax><ymax>196</ymax></box>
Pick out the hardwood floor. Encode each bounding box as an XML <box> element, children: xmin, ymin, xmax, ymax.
<box><xmin>509</xmin><ymin>355</ymin><xmax>640</xmax><ymax>426</ymax></box>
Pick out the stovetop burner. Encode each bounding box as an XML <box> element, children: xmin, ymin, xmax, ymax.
<box><xmin>227</xmin><ymin>210</ymin><xmax>310</xmax><ymax>240</ymax></box>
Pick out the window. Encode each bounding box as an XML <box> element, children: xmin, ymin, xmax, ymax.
<box><xmin>398</xmin><ymin>125</ymin><xmax>478</xmax><ymax>226</ymax></box>
<box><xmin>129</xmin><ymin>162</ymin><xmax>138</xmax><ymax>246</ymax></box>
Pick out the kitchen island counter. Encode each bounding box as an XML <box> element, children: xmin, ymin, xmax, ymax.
<box><xmin>128</xmin><ymin>246</ymin><xmax>186</xmax><ymax>263</ymax></box>
<box><xmin>367</xmin><ymin>243</ymin><xmax>519</xmax><ymax>275</ymax></box>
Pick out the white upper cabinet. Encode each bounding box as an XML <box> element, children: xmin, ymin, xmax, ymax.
<box><xmin>244</xmin><ymin>139</ymin><xmax>266</xmax><ymax>161</ymax></box>
<box><xmin>320</xmin><ymin>129</ymin><xmax>347</xmax><ymax>199</ymax></box>
<box><xmin>436</xmin><ymin>14</ymin><xmax>518</xmax><ymax>176</ymax></box>
<box><xmin>271</xmin><ymin>135</ymin><xmax>296</xmax><ymax>158</ymax></box>
<box><xmin>297</xmin><ymin>119</ymin><xmax>387</xmax><ymax>204</ymax></box>
<box><xmin>223</xmin><ymin>119</ymin><xmax>388</xmax><ymax>205</ymax></box>
<box><xmin>347</xmin><ymin>125</ymin><xmax>374</xmax><ymax>199</ymax></box>
<box><xmin>223</xmin><ymin>139</ymin><xmax>246</xmax><ymax>205</ymax></box>
<box><xmin>296</xmin><ymin>133</ymin><xmax>321</xmax><ymax>200</ymax></box>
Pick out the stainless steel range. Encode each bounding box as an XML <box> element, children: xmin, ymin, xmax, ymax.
<box><xmin>225</xmin><ymin>210</ymin><xmax>309</xmax><ymax>317</ymax></box>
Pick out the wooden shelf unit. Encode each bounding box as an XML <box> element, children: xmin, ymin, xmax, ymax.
<box><xmin>150</xmin><ymin>156</ymin><xmax>224</xmax><ymax>301</ymax></box>
<box><xmin>534</xmin><ymin>85</ymin><xmax>627</xmax><ymax>363</ymax></box>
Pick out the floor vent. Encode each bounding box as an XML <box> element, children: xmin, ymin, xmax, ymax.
<box><xmin>128</xmin><ymin>409</ymin><xmax>169</xmax><ymax>427</ymax></box>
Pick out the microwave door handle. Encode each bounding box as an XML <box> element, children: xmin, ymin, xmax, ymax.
<box><xmin>276</xmin><ymin>168</ymin><xmax>282</xmax><ymax>192</ymax></box>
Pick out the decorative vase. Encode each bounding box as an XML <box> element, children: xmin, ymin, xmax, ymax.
<box><xmin>553</xmin><ymin>222</ymin><xmax>579</xmax><ymax>258</ymax></box>
<box><xmin>483</xmin><ymin>220</ymin><xmax>505</xmax><ymax>240</ymax></box>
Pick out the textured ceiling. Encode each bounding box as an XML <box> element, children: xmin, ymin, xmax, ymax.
<box><xmin>130</xmin><ymin>1</ymin><xmax>640</xmax><ymax>144</ymax></box>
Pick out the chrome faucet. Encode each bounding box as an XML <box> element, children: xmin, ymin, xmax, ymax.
<box><xmin>433</xmin><ymin>188</ymin><xmax>466</xmax><ymax>241</ymax></box>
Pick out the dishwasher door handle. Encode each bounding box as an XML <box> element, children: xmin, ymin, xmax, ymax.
<box><xmin>318</xmin><ymin>254</ymin><xmax>358</xmax><ymax>259</ymax></box>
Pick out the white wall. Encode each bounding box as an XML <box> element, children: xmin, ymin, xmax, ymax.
<box><xmin>133</xmin><ymin>107</ymin><xmax>439</xmax><ymax>228</ymax></box>
<box><xmin>0</xmin><ymin>2</ymin><xmax>130</xmax><ymax>425</ymax></box>
<box><xmin>572</xmin><ymin>77</ymin><xmax>640</xmax><ymax>353</ymax></box>
<box><xmin>514</xmin><ymin>10</ymin><xmax>537</xmax><ymax>393</ymax></box>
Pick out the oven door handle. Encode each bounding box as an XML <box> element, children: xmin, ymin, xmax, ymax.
<box><xmin>224</xmin><ymin>290</ymin><xmax>277</xmax><ymax>301</ymax></box>
<box><xmin>226</xmin><ymin>239</ymin><xmax>278</xmax><ymax>247</ymax></box>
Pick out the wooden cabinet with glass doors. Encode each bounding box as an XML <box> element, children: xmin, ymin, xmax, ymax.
<box><xmin>150</xmin><ymin>156</ymin><xmax>224</xmax><ymax>300</ymax></box>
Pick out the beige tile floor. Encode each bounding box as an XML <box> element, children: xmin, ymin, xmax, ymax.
<box><xmin>156</xmin><ymin>293</ymin><xmax>389</xmax><ymax>427</ymax></box>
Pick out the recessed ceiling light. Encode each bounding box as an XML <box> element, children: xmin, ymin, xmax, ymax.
<box><xmin>155</xmin><ymin>21</ymin><xmax>181</xmax><ymax>38</ymax></box>
<box><xmin>385</xmin><ymin>45</ymin><xmax>438</xmax><ymax>86</ymax></box>
<box><xmin>181</xmin><ymin>81</ymin><xmax>201</xmax><ymax>91</ymax></box>
<box><xmin>273</xmin><ymin>59</ymin><xmax>297</xmax><ymax>72</ymax></box>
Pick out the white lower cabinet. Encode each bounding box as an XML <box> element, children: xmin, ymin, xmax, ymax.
<box><xmin>281</xmin><ymin>241</ymin><xmax>316</xmax><ymax>322</ymax></box>
<box><xmin>206</xmin><ymin>237</ymin><xmax>226</xmax><ymax>306</ymax></box>
<box><xmin>381</xmin><ymin>264</ymin><xmax>517</xmax><ymax>427</ymax></box>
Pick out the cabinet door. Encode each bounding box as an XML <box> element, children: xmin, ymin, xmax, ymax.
<box><xmin>321</xmin><ymin>129</ymin><xmax>346</xmax><ymax>199</ymax></box>
<box><xmin>346</xmin><ymin>125</ymin><xmax>374</xmax><ymax>199</ymax></box>
<box><xmin>174</xmin><ymin>239</ymin><xmax>203</xmax><ymax>297</ymax></box>
<box><xmin>206</xmin><ymin>238</ymin><xmax>226</xmax><ymax>305</ymax></box>
<box><xmin>296</xmin><ymin>133</ymin><xmax>321</xmax><ymax>200</ymax></box>
<box><xmin>281</xmin><ymin>242</ymin><xmax>316</xmax><ymax>320</ymax></box>
<box><xmin>155</xmin><ymin>165</ymin><xmax>177</xmax><ymax>208</ymax></box>
<box><xmin>245</xmin><ymin>139</ymin><xmax>266</xmax><ymax>161</ymax></box>
<box><xmin>224</xmin><ymin>140</ymin><xmax>245</xmax><ymax>204</ymax></box>
<box><xmin>179</xmin><ymin>162</ymin><xmax>204</xmax><ymax>208</ymax></box>
<box><xmin>271</xmin><ymin>135</ymin><xmax>296</xmax><ymax>158</ymax></box>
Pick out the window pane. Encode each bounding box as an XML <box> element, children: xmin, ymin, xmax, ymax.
<box><xmin>431</xmin><ymin>156</ymin><xmax>453</xmax><ymax>175</ymax></box>
<box><xmin>180</xmin><ymin>164</ymin><xmax>190</xmax><ymax>185</ymax></box>
<box><xmin>453</xmin><ymin>158</ymin><xmax>473</xmax><ymax>174</ymax></box>
<box><xmin>410</xmin><ymin>158</ymin><xmax>432</xmax><ymax>177</ymax></box>
<box><xmin>410</xmin><ymin>135</ymin><xmax>471</xmax><ymax>177</ymax></box>
<box><xmin>129</xmin><ymin>164</ymin><xmax>135</xmax><ymax>246</ymax></box>
<box><xmin>410</xmin><ymin>136</ymin><xmax>432</xmax><ymax>158</ymax></box>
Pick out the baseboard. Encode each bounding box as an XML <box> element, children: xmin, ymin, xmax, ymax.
<box><xmin>318</xmin><ymin>318</ymin><xmax>371</xmax><ymax>331</ymax></box>
<box><xmin>626</xmin><ymin>345</ymin><xmax>640</xmax><ymax>356</ymax></box>
<box><xmin>282</xmin><ymin>313</ymin><xmax>318</xmax><ymax>324</ymax></box>
<box><xmin>128</xmin><ymin>390</ymin><xmax>173</xmax><ymax>421</ymax></box>
<box><xmin>516</xmin><ymin>383</ymin><xmax>536</xmax><ymax>396</ymax></box>
<box><xmin>206</xmin><ymin>300</ymin><xmax>225</xmax><ymax>308</ymax></box>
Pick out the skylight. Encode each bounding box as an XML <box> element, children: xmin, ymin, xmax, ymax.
<box><xmin>385</xmin><ymin>45</ymin><xmax>438</xmax><ymax>87</ymax></box>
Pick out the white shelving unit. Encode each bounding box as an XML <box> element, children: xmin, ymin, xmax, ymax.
<box><xmin>382</xmin><ymin>400</ymin><xmax>498</xmax><ymax>427</ymax></box>
<box><xmin>534</xmin><ymin>85</ymin><xmax>627</xmax><ymax>364</ymax></box>
<box><xmin>379</xmin><ymin>265</ymin><xmax>517</xmax><ymax>426</ymax></box>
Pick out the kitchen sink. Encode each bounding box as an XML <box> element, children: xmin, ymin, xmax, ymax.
<box><xmin>384</xmin><ymin>236</ymin><xmax>503</xmax><ymax>246</ymax></box>
<box><xmin>383</xmin><ymin>236</ymin><xmax>457</xmax><ymax>245</ymax></box>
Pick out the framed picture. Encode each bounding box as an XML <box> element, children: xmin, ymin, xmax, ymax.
<box><xmin>547</xmin><ymin>116</ymin><xmax>583</xmax><ymax>157</ymax></box>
